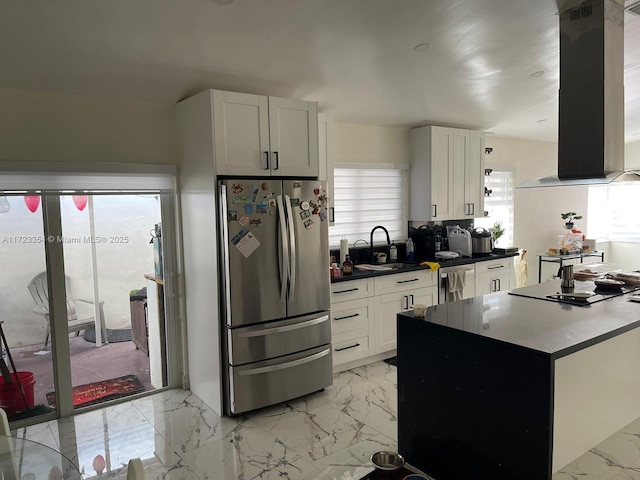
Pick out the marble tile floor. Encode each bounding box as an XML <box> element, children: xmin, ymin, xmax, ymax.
<box><xmin>10</xmin><ymin>359</ymin><xmax>640</xmax><ymax>480</ymax></box>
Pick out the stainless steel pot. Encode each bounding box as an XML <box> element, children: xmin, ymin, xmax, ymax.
<box><xmin>471</xmin><ymin>227</ymin><xmax>493</xmax><ymax>254</ymax></box>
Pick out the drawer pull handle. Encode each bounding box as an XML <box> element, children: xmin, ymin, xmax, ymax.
<box><xmin>487</xmin><ymin>265</ymin><xmax>505</xmax><ymax>270</ymax></box>
<box><xmin>334</xmin><ymin>287</ymin><xmax>359</xmax><ymax>294</ymax></box>
<box><xmin>335</xmin><ymin>343</ymin><xmax>360</xmax><ymax>352</ymax></box>
<box><xmin>397</xmin><ymin>278</ymin><xmax>419</xmax><ymax>284</ymax></box>
<box><xmin>334</xmin><ymin>313</ymin><xmax>360</xmax><ymax>321</ymax></box>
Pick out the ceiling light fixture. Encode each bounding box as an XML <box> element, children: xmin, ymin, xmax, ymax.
<box><xmin>529</xmin><ymin>70</ymin><xmax>545</xmax><ymax>78</ymax></box>
<box><xmin>413</xmin><ymin>43</ymin><xmax>431</xmax><ymax>52</ymax></box>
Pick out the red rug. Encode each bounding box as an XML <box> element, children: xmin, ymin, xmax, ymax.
<box><xmin>46</xmin><ymin>374</ymin><xmax>145</xmax><ymax>408</ymax></box>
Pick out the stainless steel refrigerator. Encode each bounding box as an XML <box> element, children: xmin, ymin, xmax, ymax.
<box><xmin>218</xmin><ymin>178</ymin><xmax>332</xmax><ymax>415</ymax></box>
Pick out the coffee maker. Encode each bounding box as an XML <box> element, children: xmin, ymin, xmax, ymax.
<box><xmin>409</xmin><ymin>224</ymin><xmax>439</xmax><ymax>262</ymax></box>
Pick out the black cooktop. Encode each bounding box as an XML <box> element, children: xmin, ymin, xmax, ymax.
<box><xmin>509</xmin><ymin>279</ymin><xmax>640</xmax><ymax>306</ymax></box>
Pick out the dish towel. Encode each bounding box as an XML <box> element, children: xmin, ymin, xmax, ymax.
<box><xmin>420</xmin><ymin>261</ymin><xmax>441</xmax><ymax>271</ymax></box>
<box><xmin>448</xmin><ymin>270</ymin><xmax>467</xmax><ymax>302</ymax></box>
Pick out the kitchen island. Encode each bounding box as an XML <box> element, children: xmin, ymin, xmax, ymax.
<box><xmin>397</xmin><ymin>281</ymin><xmax>640</xmax><ymax>479</ymax></box>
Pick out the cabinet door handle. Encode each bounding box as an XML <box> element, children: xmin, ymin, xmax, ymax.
<box><xmin>403</xmin><ymin>295</ymin><xmax>408</xmax><ymax>310</ymax></box>
<box><xmin>334</xmin><ymin>313</ymin><xmax>360</xmax><ymax>321</ymax></box>
<box><xmin>330</xmin><ymin>207</ymin><xmax>335</xmax><ymax>223</ymax></box>
<box><xmin>488</xmin><ymin>265</ymin><xmax>505</xmax><ymax>270</ymax></box>
<box><xmin>335</xmin><ymin>343</ymin><xmax>360</xmax><ymax>352</ymax></box>
<box><xmin>397</xmin><ymin>278</ymin><xmax>419</xmax><ymax>284</ymax></box>
<box><xmin>264</xmin><ymin>151</ymin><xmax>270</xmax><ymax>170</ymax></box>
<box><xmin>490</xmin><ymin>279</ymin><xmax>496</xmax><ymax>292</ymax></box>
<box><xmin>471</xmin><ymin>203</ymin><xmax>475</xmax><ymax>215</ymax></box>
<box><xmin>433</xmin><ymin>205</ymin><xmax>437</xmax><ymax>218</ymax></box>
<box><xmin>273</xmin><ymin>151</ymin><xmax>279</xmax><ymax>170</ymax></box>
<box><xmin>497</xmin><ymin>278</ymin><xmax>501</xmax><ymax>291</ymax></box>
<box><xmin>410</xmin><ymin>294</ymin><xmax>414</xmax><ymax>307</ymax></box>
<box><xmin>334</xmin><ymin>287</ymin><xmax>359</xmax><ymax>294</ymax></box>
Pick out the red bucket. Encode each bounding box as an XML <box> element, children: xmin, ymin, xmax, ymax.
<box><xmin>0</xmin><ymin>372</ymin><xmax>35</xmax><ymax>420</ymax></box>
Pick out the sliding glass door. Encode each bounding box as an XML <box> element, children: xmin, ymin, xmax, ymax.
<box><xmin>0</xmin><ymin>171</ymin><xmax>179</xmax><ymax>425</ymax></box>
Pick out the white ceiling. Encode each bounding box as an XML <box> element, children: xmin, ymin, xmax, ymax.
<box><xmin>2</xmin><ymin>0</ymin><xmax>640</xmax><ymax>143</ymax></box>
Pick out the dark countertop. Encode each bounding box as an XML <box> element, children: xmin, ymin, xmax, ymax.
<box><xmin>331</xmin><ymin>252</ymin><xmax>518</xmax><ymax>283</ymax></box>
<box><xmin>399</xmin><ymin>279</ymin><xmax>640</xmax><ymax>358</ymax></box>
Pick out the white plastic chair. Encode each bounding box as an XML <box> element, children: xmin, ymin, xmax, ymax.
<box><xmin>0</xmin><ymin>407</ymin><xmax>10</xmax><ymax>436</ymax></box>
<box><xmin>127</xmin><ymin>458</ymin><xmax>145</xmax><ymax>480</ymax></box>
<box><xmin>27</xmin><ymin>272</ymin><xmax>107</xmax><ymax>346</ymax></box>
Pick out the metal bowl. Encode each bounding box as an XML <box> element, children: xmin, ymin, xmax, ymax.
<box><xmin>370</xmin><ymin>451</ymin><xmax>405</xmax><ymax>471</ymax></box>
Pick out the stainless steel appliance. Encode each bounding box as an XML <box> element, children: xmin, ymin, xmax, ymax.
<box><xmin>471</xmin><ymin>227</ymin><xmax>493</xmax><ymax>255</ymax></box>
<box><xmin>219</xmin><ymin>178</ymin><xmax>332</xmax><ymax>415</ymax></box>
<box><xmin>438</xmin><ymin>264</ymin><xmax>476</xmax><ymax>303</ymax></box>
<box><xmin>447</xmin><ymin>226</ymin><xmax>472</xmax><ymax>258</ymax></box>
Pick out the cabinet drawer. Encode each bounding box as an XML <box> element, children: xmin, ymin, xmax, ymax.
<box><xmin>331</xmin><ymin>298</ymin><xmax>371</xmax><ymax>335</ymax></box>
<box><xmin>476</xmin><ymin>258</ymin><xmax>513</xmax><ymax>274</ymax></box>
<box><xmin>331</xmin><ymin>278</ymin><xmax>374</xmax><ymax>302</ymax></box>
<box><xmin>375</xmin><ymin>269</ymin><xmax>434</xmax><ymax>295</ymax></box>
<box><xmin>332</xmin><ymin>329</ymin><xmax>371</xmax><ymax>366</ymax></box>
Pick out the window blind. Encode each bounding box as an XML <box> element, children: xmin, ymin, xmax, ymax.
<box><xmin>474</xmin><ymin>169</ymin><xmax>515</xmax><ymax>248</ymax></box>
<box><xmin>329</xmin><ymin>166</ymin><xmax>407</xmax><ymax>248</ymax></box>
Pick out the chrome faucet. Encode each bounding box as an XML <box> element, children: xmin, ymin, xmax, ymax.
<box><xmin>370</xmin><ymin>225</ymin><xmax>390</xmax><ymax>262</ymax></box>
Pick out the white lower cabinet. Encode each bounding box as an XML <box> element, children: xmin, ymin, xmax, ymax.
<box><xmin>475</xmin><ymin>258</ymin><xmax>515</xmax><ymax>295</ymax></box>
<box><xmin>378</xmin><ymin>287</ymin><xmax>435</xmax><ymax>353</ymax></box>
<box><xmin>331</xmin><ymin>271</ymin><xmax>435</xmax><ymax>372</ymax></box>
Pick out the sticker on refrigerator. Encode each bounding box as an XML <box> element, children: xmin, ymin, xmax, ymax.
<box><xmin>300</xmin><ymin>201</ymin><xmax>310</xmax><ymax>211</ymax></box>
<box><xmin>314</xmin><ymin>187</ymin><xmax>320</xmax><ymax>195</ymax></box>
<box><xmin>318</xmin><ymin>210</ymin><xmax>327</xmax><ymax>221</ymax></box>
<box><xmin>256</xmin><ymin>203</ymin><xmax>268</xmax><ymax>214</ymax></box>
<box><xmin>231</xmin><ymin>228</ymin><xmax>260</xmax><ymax>258</ymax></box>
<box><xmin>232</xmin><ymin>196</ymin><xmax>247</xmax><ymax>204</ymax></box>
<box><xmin>250</xmin><ymin>218</ymin><xmax>262</xmax><ymax>227</ymax></box>
<box><xmin>228</xmin><ymin>210</ymin><xmax>238</xmax><ymax>223</ymax></box>
<box><xmin>261</xmin><ymin>182</ymin><xmax>269</xmax><ymax>191</ymax></box>
<box><xmin>232</xmin><ymin>183</ymin><xmax>244</xmax><ymax>194</ymax></box>
<box><xmin>249</xmin><ymin>185</ymin><xmax>259</xmax><ymax>203</ymax></box>
<box><xmin>239</xmin><ymin>215</ymin><xmax>250</xmax><ymax>227</ymax></box>
<box><xmin>304</xmin><ymin>219</ymin><xmax>314</xmax><ymax>229</ymax></box>
<box><xmin>290</xmin><ymin>198</ymin><xmax>300</xmax><ymax>207</ymax></box>
<box><xmin>300</xmin><ymin>210</ymin><xmax>311</xmax><ymax>220</ymax></box>
<box><xmin>244</xmin><ymin>204</ymin><xmax>254</xmax><ymax>214</ymax></box>
<box><xmin>268</xmin><ymin>198</ymin><xmax>276</xmax><ymax>207</ymax></box>
<box><xmin>263</xmin><ymin>192</ymin><xmax>275</xmax><ymax>199</ymax></box>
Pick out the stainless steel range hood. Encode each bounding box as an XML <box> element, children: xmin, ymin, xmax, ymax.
<box><xmin>519</xmin><ymin>0</ymin><xmax>640</xmax><ymax>188</ymax></box>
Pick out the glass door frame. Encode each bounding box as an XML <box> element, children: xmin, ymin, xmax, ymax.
<box><xmin>1</xmin><ymin>162</ymin><xmax>184</xmax><ymax>426</ymax></box>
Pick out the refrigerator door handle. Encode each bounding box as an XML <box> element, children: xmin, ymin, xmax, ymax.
<box><xmin>284</xmin><ymin>194</ymin><xmax>296</xmax><ymax>302</ymax></box>
<box><xmin>238</xmin><ymin>347</ymin><xmax>331</xmax><ymax>376</ymax></box>
<box><xmin>237</xmin><ymin>314</ymin><xmax>329</xmax><ymax>337</ymax></box>
<box><xmin>276</xmin><ymin>195</ymin><xmax>289</xmax><ymax>303</ymax></box>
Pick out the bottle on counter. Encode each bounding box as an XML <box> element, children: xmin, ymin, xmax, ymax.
<box><xmin>331</xmin><ymin>262</ymin><xmax>342</xmax><ymax>278</ymax></box>
<box><xmin>406</xmin><ymin>238</ymin><xmax>414</xmax><ymax>261</ymax></box>
<box><xmin>342</xmin><ymin>255</ymin><xmax>353</xmax><ymax>275</ymax></box>
<box><xmin>389</xmin><ymin>243</ymin><xmax>398</xmax><ymax>261</ymax></box>
<box><xmin>435</xmin><ymin>234</ymin><xmax>441</xmax><ymax>252</ymax></box>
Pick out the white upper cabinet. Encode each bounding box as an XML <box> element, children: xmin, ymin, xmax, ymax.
<box><xmin>410</xmin><ymin>125</ymin><xmax>485</xmax><ymax>222</ymax></box>
<box><xmin>410</xmin><ymin>126</ymin><xmax>454</xmax><ymax>221</ymax></box>
<box><xmin>213</xmin><ymin>90</ymin><xmax>319</xmax><ymax>177</ymax></box>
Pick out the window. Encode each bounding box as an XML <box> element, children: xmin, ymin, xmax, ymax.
<box><xmin>329</xmin><ymin>165</ymin><xmax>408</xmax><ymax>247</ymax></box>
<box><xmin>474</xmin><ymin>168</ymin><xmax>515</xmax><ymax>248</ymax></box>
<box><xmin>588</xmin><ymin>184</ymin><xmax>640</xmax><ymax>241</ymax></box>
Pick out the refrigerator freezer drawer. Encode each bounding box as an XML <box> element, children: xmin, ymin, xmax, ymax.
<box><xmin>229</xmin><ymin>311</ymin><xmax>331</xmax><ymax>365</ymax></box>
<box><xmin>229</xmin><ymin>345</ymin><xmax>333</xmax><ymax>414</ymax></box>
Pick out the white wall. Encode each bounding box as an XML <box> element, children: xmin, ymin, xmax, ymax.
<box><xmin>336</xmin><ymin>123</ymin><xmax>409</xmax><ymax>164</ymax></box>
<box><xmin>0</xmin><ymin>88</ymin><xmax>177</xmax><ymax>164</ymax></box>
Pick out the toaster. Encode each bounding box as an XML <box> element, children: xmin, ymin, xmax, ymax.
<box><xmin>447</xmin><ymin>226</ymin><xmax>472</xmax><ymax>257</ymax></box>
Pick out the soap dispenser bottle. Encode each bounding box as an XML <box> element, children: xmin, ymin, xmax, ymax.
<box><xmin>389</xmin><ymin>242</ymin><xmax>398</xmax><ymax>261</ymax></box>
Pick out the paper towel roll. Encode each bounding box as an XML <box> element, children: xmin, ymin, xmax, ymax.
<box><xmin>340</xmin><ymin>238</ymin><xmax>349</xmax><ymax>264</ymax></box>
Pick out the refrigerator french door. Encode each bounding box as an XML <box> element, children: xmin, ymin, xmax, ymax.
<box><xmin>219</xmin><ymin>178</ymin><xmax>332</xmax><ymax>415</ymax></box>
